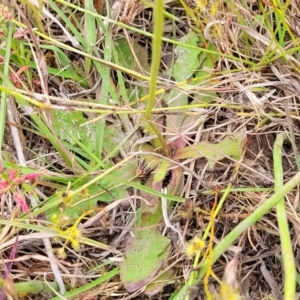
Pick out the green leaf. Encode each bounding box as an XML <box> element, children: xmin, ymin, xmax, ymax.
<box><xmin>115</xmin><ymin>37</ymin><xmax>150</xmax><ymax>101</ymax></box>
<box><xmin>51</xmin><ymin>110</ymin><xmax>127</xmax><ymax>160</ymax></box>
<box><xmin>51</xmin><ymin>110</ymin><xmax>95</xmax><ymax>148</ymax></box>
<box><xmin>173</xmin><ymin>132</ymin><xmax>245</xmax><ymax>168</ymax></box>
<box><xmin>120</xmin><ymin>176</ymin><xmax>171</xmax><ymax>293</ymax></box>
<box><xmin>115</xmin><ymin>37</ymin><xmax>150</xmax><ymax>72</ymax></box>
<box><xmin>42</xmin><ymin>161</ymin><xmax>137</xmax><ymax>224</ymax></box>
<box><xmin>120</xmin><ymin>211</ymin><xmax>171</xmax><ymax>292</ymax></box>
<box><xmin>171</xmin><ymin>31</ymin><xmax>202</xmax><ymax>82</ymax></box>
<box><xmin>164</xmin><ymin>31</ymin><xmax>201</xmax><ymax>143</ymax></box>
<box><xmin>193</xmin><ymin>40</ymin><xmax>219</xmax><ymax>103</ymax></box>
<box><xmin>44</xmin><ymin>183</ymin><xmax>125</xmax><ymax>225</ymax></box>
<box><xmin>144</xmin><ymin>269</ymin><xmax>173</xmax><ymax>296</ymax></box>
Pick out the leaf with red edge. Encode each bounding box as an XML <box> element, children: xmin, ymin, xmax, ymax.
<box><xmin>120</xmin><ymin>222</ymin><xmax>171</xmax><ymax>292</ymax></box>
<box><xmin>173</xmin><ymin>132</ymin><xmax>245</xmax><ymax>168</ymax></box>
<box><xmin>164</xmin><ymin>31</ymin><xmax>201</xmax><ymax>146</ymax></box>
<box><xmin>120</xmin><ymin>179</ymin><xmax>171</xmax><ymax>294</ymax></box>
<box><xmin>144</xmin><ymin>269</ymin><xmax>173</xmax><ymax>296</ymax></box>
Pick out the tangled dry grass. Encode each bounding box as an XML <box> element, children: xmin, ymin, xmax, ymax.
<box><xmin>1</xmin><ymin>0</ymin><xmax>300</xmax><ymax>299</ymax></box>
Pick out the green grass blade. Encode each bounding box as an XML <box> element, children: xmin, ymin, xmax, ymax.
<box><xmin>50</xmin><ymin>268</ymin><xmax>119</xmax><ymax>300</ymax></box>
<box><xmin>273</xmin><ymin>133</ymin><xmax>296</xmax><ymax>299</ymax></box>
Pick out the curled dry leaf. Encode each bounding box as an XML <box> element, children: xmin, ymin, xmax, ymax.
<box><xmin>220</xmin><ymin>252</ymin><xmax>242</xmax><ymax>300</ymax></box>
<box><xmin>223</xmin><ymin>253</ymin><xmax>239</xmax><ymax>286</ymax></box>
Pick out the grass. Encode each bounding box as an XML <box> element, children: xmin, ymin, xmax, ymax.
<box><xmin>1</xmin><ymin>0</ymin><xmax>300</xmax><ymax>299</ymax></box>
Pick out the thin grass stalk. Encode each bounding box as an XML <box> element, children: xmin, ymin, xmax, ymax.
<box><xmin>144</xmin><ymin>0</ymin><xmax>169</xmax><ymax>156</ymax></box>
<box><xmin>0</xmin><ymin>21</ymin><xmax>14</xmax><ymax>162</ymax></box>
<box><xmin>273</xmin><ymin>133</ymin><xmax>296</xmax><ymax>299</ymax></box>
<box><xmin>83</xmin><ymin>0</ymin><xmax>97</xmax><ymax>72</ymax></box>
<box><xmin>22</xmin><ymin>0</ymin><xmax>45</xmax><ymax>35</ymax></box>
<box><xmin>172</xmin><ymin>170</ymin><xmax>300</xmax><ymax>300</ymax></box>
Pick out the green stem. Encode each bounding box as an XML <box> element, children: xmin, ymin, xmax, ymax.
<box><xmin>0</xmin><ymin>278</ymin><xmax>59</xmax><ymax>295</ymax></box>
<box><xmin>144</xmin><ymin>0</ymin><xmax>169</xmax><ymax>157</ymax></box>
<box><xmin>273</xmin><ymin>133</ymin><xmax>296</xmax><ymax>300</ymax></box>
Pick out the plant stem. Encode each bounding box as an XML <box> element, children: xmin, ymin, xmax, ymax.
<box><xmin>144</xmin><ymin>0</ymin><xmax>169</xmax><ymax>157</ymax></box>
<box><xmin>0</xmin><ymin>278</ymin><xmax>59</xmax><ymax>294</ymax></box>
<box><xmin>273</xmin><ymin>133</ymin><xmax>296</xmax><ymax>300</ymax></box>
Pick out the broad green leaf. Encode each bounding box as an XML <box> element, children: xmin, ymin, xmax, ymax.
<box><xmin>164</xmin><ymin>31</ymin><xmax>201</xmax><ymax>143</ymax></box>
<box><xmin>101</xmin><ymin>120</ymin><xmax>127</xmax><ymax>157</ymax></box>
<box><xmin>44</xmin><ymin>183</ymin><xmax>125</xmax><ymax>226</ymax></box>
<box><xmin>120</xmin><ymin>177</ymin><xmax>171</xmax><ymax>294</ymax></box>
<box><xmin>51</xmin><ymin>110</ymin><xmax>95</xmax><ymax>148</ymax></box>
<box><xmin>171</xmin><ymin>31</ymin><xmax>202</xmax><ymax>82</ymax></box>
<box><xmin>115</xmin><ymin>38</ymin><xmax>135</xmax><ymax>70</ymax></box>
<box><xmin>115</xmin><ymin>37</ymin><xmax>150</xmax><ymax>101</ymax></box>
<box><xmin>115</xmin><ymin>37</ymin><xmax>150</xmax><ymax>72</ymax></box>
<box><xmin>51</xmin><ymin>110</ymin><xmax>127</xmax><ymax>159</ymax></box>
<box><xmin>120</xmin><ymin>210</ymin><xmax>171</xmax><ymax>293</ymax></box>
<box><xmin>173</xmin><ymin>132</ymin><xmax>245</xmax><ymax>168</ymax></box>
<box><xmin>42</xmin><ymin>161</ymin><xmax>137</xmax><ymax>225</ymax></box>
<box><xmin>193</xmin><ymin>40</ymin><xmax>219</xmax><ymax>103</ymax></box>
